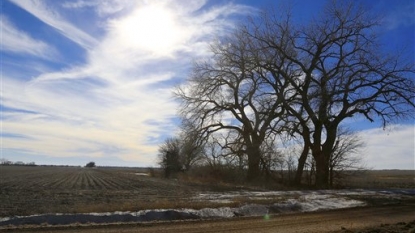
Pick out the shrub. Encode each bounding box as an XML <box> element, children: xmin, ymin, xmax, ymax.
<box><xmin>85</xmin><ymin>161</ymin><xmax>96</xmax><ymax>168</ymax></box>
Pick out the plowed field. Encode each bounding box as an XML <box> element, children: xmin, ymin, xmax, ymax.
<box><xmin>1</xmin><ymin>166</ymin><xmax>414</xmax><ymax>232</ymax></box>
<box><xmin>0</xmin><ymin>166</ymin><xmax>197</xmax><ymax>217</ymax></box>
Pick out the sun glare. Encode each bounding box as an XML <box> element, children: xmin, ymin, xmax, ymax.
<box><xmin>118</xmin><ymin>5</ymin><xmax>186</xmax><ymax>55</ymax></box>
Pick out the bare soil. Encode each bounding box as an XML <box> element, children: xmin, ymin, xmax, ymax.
<box><xmin>3</xmin><ymin>204</ymin><xmax>414</xmax><ymax>233</ymax></box>
<box><xmin>1</xmin><ymin>166</ymin><xmax>414</xmax><ymax>232</ymax></box>
<box><xmin>0</xmin><ymin>166</ymin><xmax>215</xmax><ymax>217</ymax></box>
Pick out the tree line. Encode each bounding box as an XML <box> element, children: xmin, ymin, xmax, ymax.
<box><xmin>0</xmin><ymin>158</ymin><xmax>36</xmax><ymax>166</ymax></box>
<box><xmin>159</xmin><ymin>1</ymin><xmax>414</xmax><ymax>188</ymax></box>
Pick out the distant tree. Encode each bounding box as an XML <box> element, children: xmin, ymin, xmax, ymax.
<box><xmin>27</xmin><ymin>162</ymin><xmax>36</xmax><ymax>166</ymax></box>
<box><xmin>158</xmin><ymin>137</ymin><xmax>182</xmax><ymax>178</ymax></box>
<box><xmin>0</xmin><ymin>158</ymin><xmax>12</xmax><ymax>165</ymax></box>
<box><xmin>179</xmin><ymin>121</ymin><xmax>205</xmax><ymax>171</ymax></box>
<box><xmin>14</xmin><ymin>161</ymin><xmax>25</xmax><ymax>166</ymax></box>
<box><xmin>158</xmin><ymin>121</ymin><xmax>206</xmax><ymax>178</ymax></box>
<box><xmin>85</xmin><ymin>161</ymin><xmax>96</xmax><ymax>168</ymax></box>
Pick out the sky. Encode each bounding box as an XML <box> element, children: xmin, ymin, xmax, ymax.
<box><xmin>1</xmin><ymin>0</ymin><xmax>414</xmax><ymax>169</ymax></box>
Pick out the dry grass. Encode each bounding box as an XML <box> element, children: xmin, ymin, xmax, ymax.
<box><xmin>342</xmin><ymin>170</ymin><xmax>415</xmax><ymax>189</ymax></box>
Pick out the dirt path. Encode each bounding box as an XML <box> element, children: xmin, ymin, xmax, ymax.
<box><xmin>6</xmin><ymin>204</ymin><xmax>414</xmax><ymax>233</ymax></box>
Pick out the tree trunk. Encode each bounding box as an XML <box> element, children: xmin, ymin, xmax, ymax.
<box><xmin>294</xmin><ymin>141</ymin><xmax>310</xmax><ymax>185</ymax></box>
<box><xmin>308</xmin><ymin>160</ymin><xmax>315</xmax><ymax>185</ymax></box>
<box><xmin>314</xmin><ymin>152</ymin><xmax>330</xmax><ymax>188</ymax></box>
<box><xmin>246</xmin><ymin>146</ymin><xmax>261</xmax><ymax>181</ymax></box>
<box><xmin>323</xmin><ymin>125</ymin><xmax>338</xmax><ymax>188</ymax></box>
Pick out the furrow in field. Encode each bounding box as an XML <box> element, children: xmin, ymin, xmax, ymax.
<box><xmin>80</xmin><ymin>171</ymin><xmax>88</xmax><ymax>190</ymax></box>
<box><xmin>62</xmin><ymin>171</ymin><xmax>80</xmax><ymax>190</ymax></box>
<box><xmin>50</xmin><ymin>171</ymin><xmax>79</xmax><ymax>190</ymax></box>
<box><xmin>46</xmin><ymin>173</ymin><xmax>70</xmax><ymax>189</ymax></box>
<box><xmin>109</xmin><ymin>172</ymin><xmax>146</xmax><ymax>191</ymax></box>
<box><xmin>70</xmin><ymin>171</ymin><xmax>84</xmax><ymax>190</ymax></box>
<box><xmin>84</xmin><ymin>170</ymin><xmax>97</xmax><ymax>189</ymax></box>
<box><xmin>96</xmin><ymin>173</ymin><xmax>126</xmax><ymax>190</ymax></box>
<box><xmin>85</xmin><ymin>171</ymin><xmax>99</xmax><ymax>190</ymax></box>
<box><xmin>89</xmin><ymin>173</ymin><xmax>110</xmax><ymax>190</ymax></box>
<box><xmin>101</xmin><ymin>175</ymin><xmax>125</xmax><ymax>190</ymax></box>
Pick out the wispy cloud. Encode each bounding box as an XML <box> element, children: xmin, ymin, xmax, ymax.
<box><xmin>2</xmin><ymin>0</ymin><xmax>413</xmax><ymax>168</ymax></box>
<box><xmin>2</xmin><ymin>0</ymin><xmax>253</xmax><ymax>166</ymax></box>
<box><xmin>2</xmin><ymin>73</ymin><xmax>175</xmax><ymax>165</ymax></box>
<box><xmin>9</xmin><ymin>0</ymin><xmax>98</xmax><ymax>50</ymax></box>
<box><xmin>62</xmin><ymin>0</ymin><xmax>135</xmax><ymax>16</ymax></box>
<box><xmin>0</xmin><ymin>16</ymin><xmax>58</xmax><ymax>59</ymax></box>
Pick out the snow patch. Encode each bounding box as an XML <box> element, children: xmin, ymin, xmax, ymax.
<box><xmin>196</xmin><ymin>207</ymin><xmax>236</xmax><ymax>218</ymax></box>
<box><xmin>235</xmin><ymin>204</ymin><xmax>268</xmax><ymax>216</ymax></box>
<box><xmin>134</xmin><ymin>173</ymin><xmax>150</xmax><ymax>176</ymax></box>
<box><xmin>1</xmin><ymin>189</ymin><xmax>412</xmax><ymax>227</ymax></box>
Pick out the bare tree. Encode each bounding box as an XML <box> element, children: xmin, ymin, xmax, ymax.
<box><xmin>329</xmin><ymin>128</ymin><xmax>366</xmax><ymax>187</ymax></box>
<box><xmin>158</xmin><ymin>137</ymin><xmax>182</xmax><ymax>178</ymax></box>
<box><xmin>176</xmin><ymin>29</ymin><xmax>291</xmax><ymax>181</ymax></box>
<box><xmin>179</xmin><ymin>121</ymin><xmax>206</xmax><ymax>171</ymax></box>
<box><xmin>259</xmin><ymin>135</ymin><xmax>284</xmax><ymax>180</ymax></box>
<box><xmin>240</xmin><ymin>1</ymin><xmax>415</xmax><ymax>187</ymax></box>
<box><xmin>176</xmin><ymin>0</ymin><xmax>414</xmax><ymax>186</ymax></box>
<box><xmin>200</xmin><ymin>136</ymin><xmax>224</xmax><ymax>168</ymax></box>
<box><xmin>0</xmin><ymin>158</ymin><xmax>12</xmax><ymax>166</ymax></box>
<box><xmin>158</xmin><ymin>122</ymin><xmax>205</xmax><ymax>177</ymax></box>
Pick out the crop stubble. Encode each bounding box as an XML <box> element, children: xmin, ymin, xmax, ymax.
<box><xmin>1</xmin><ymin>166</ymin><xmax>414</xmax><ymax>218</ymax></box>
<box><xmin>0</xmin><ymin>166</ymin><xmax>194</xmax><ymax>217</ymax></box>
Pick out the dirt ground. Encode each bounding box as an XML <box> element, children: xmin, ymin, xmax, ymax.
<box><xmin>3</xmin><ymin>204</ymin><xmax>414</xmax><ymax>233</ymax></box>
<box><xmin>1</xmin><ymin>166</ymin><xmax>414</xmax><ymax>232</ymax></box>
<box><xmin>0</xmin><ymin>166</ymin><xmax>202</xmax><ymax>217</ymax></box>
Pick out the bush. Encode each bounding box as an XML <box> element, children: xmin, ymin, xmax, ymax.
<box><xmin>85</xmin><ymin>161</ymin><xmax>96</xmax><ymax>168</ymax></box>
<box><xmin>181</xmin><ymin>164</ymin><xmax>246</xmax><ymax>185</ymax></box>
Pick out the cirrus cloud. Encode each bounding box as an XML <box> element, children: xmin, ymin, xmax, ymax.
<box><xmin>3</xmin><ymin>0</ymin><xmax>254</xmax><ymax>166</ymax></box>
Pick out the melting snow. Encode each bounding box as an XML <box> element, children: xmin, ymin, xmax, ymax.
<box><xmin>1</xmin><ymin>189</ymin><xmax>413</xmax><ymax>227</ymax></box>
<box><xmin>134</xmin><ymin>173</ymin><xmax>150</xmax><ymax>176</ymax></box>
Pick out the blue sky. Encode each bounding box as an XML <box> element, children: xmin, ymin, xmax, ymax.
<box><xmin>1</xmin><ymin>0</ymin><xmax>414</xmax><ymax>169</ymax></box>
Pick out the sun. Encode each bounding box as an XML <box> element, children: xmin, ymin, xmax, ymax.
<box><xmin>117</xmin><ymin>4</ymin><xmax>186</xmax><ymax>56</ymax></box>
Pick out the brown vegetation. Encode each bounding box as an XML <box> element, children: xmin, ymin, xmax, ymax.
<box><xmin>342</xmin><ymin>170</ymin><xmax>415</xmax><ymax>189</ymax></box>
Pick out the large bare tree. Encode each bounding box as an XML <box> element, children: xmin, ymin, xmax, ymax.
<box><xmin>241</xmin><ymin>1</ymin><xmax>415</xmax><ymax>187</ymax></box>
<box><xmin>176</xmin><ymin>29</ymin><xmax>292</xmax><ymax>181</ymax></box>
<box><xmin>177</xmin><ymin>1</ymin><xmax>414</xmax><ymax>186</ymax></box>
